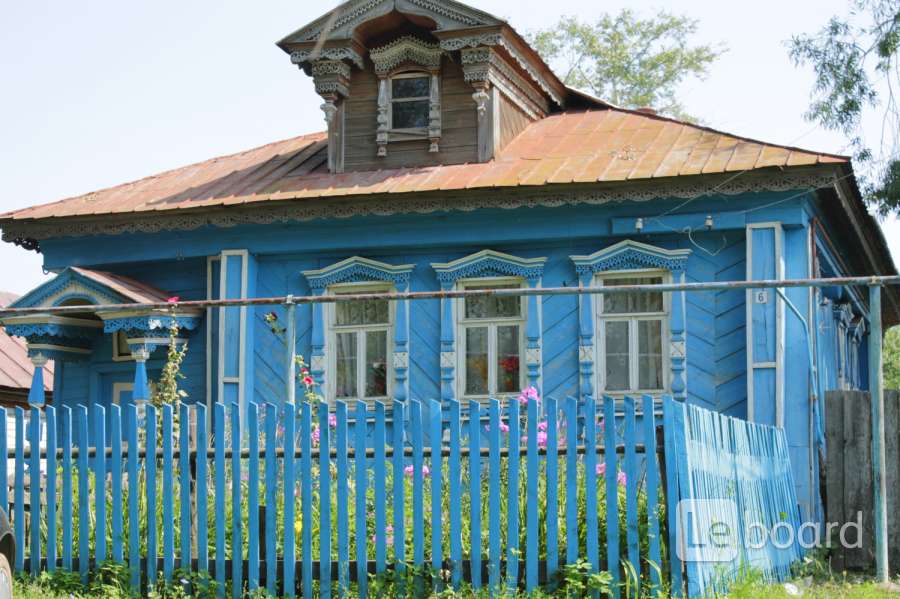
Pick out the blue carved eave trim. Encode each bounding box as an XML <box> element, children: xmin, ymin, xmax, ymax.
<box><xmin>102</xmin><ymin>314</ymin><xmax>202</xmax><ymax>335</ymax></box>
<box><xmin>570</xmin><ymin>240</ymin><xmax>691</xmax><ymax>275</ymax></box>
<box><xmin>10</xmin><ymin>267</ymin><xmax>126</xmax><ymax>309</ymax></box>
<box><xmin>431</xmin><ymin>250</ymin><xmax>547</xmax><ymax>284</ymax></box>
<box><xmin>302</xmin><ymin>256</ymin><xmax>415</xmax><ymax>289</ymax></box>
<box><xmin>4</xmin><ymin>322</ymin><xmax>99</xmax><ymax>339</ymax></box>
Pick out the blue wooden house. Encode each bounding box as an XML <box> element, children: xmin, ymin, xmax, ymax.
<box><xmin>0</xmin><ymin>0</ymin><xmax>896</xmax><ymax>523</ymax></box>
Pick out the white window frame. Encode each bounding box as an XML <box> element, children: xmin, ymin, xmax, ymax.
<box><xmin>594</xmin><ymin>269</ymin><xmax>671</xmax><ymax>396</ymax></box>
<box><xmin>456</xmin><ymin>277</ymin><xmax>527</xmax><ymax>402</ymax></box>
<box><xmin>326</xmin><ymin>281</ymin><xmax>395</xmax><ymax>405</ymax></box>
<box><xmin>388</xmin><ymin>71</ymin><xmax>431</xmax><ymax>133</ymax></box>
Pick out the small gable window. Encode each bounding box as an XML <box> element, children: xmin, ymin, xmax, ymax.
<box><xmin>390</xmin><ymin>74</ymin><xmax>431</xmax><ymax>130</ymax></box>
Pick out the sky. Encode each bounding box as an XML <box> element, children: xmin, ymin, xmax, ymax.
<box><xmin>1</xmin><ymin>0</ymin><xmax>897</xmax><ymax>295</ymax></box>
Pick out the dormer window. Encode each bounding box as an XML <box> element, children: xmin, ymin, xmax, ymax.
<box><xmin>390</xmin><ymin>73</ymin><xmax>431</xmax><ymax>130</ymax></box>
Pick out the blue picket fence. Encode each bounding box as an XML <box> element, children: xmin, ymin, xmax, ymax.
<box><xmin>3</xmin><ymin>394</ymin><xmax>670</xmax><ymax>597</ymax></box>
<box><xmin>662</xmin><ymin>396</ymin><xmax>804</xmax><ymax>597</ymax></box>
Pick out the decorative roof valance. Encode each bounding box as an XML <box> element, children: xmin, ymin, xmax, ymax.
<box><xmin>302</xmin><ymin>256</ymin><xmax>415</xmax><ymax>289</ymax></box>
<box><xmin>431</xmin><ymin>249</ymin><xmax>546</xmax><ymax>284</ymax></box>
<box><xmin>570</xmin><ymin>240</ymin><xmax>691</xmax><ymax>275</ymax></box>
<box><xmin>369</xmin><ymin>36</ymin><xmax>443</xmax><ymax>75</ymax></box>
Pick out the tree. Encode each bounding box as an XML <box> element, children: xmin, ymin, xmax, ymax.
<box><xmin>885</xmin><ymin>326</ymin><xmax>900</xmax><ymax>390</ymax></box>
<box><xmin>528</xmin><ymin>12</ymin><xmax>724</xmax><ymax>120</ymax></box>
<box><xmin>789</xmin><ymin>0</ymin><xmax>900</xmax><ymax>215</ymax></box>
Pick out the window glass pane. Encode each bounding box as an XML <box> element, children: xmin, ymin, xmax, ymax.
<box><xmin>465</xmin><ymin>327</ymin><xmax>489</xmax><ymax>395</ymax></box>
<box><xmin>464</xmin><ymin>285</ymin><xmax>521</xmax><ymax>319</ymax></box>
<box><xmin>496</xmin><ymin>325</ymin><xmax>521</xmax><ymax>393</ymax></box>
<box><xmin>335</xmin><ymin>332</ymin><xmax>357</xmax><ymax>398</ymax></box>
<box><xmin>336</xmin><ymin>299</ymin><xmax>389</xmax><ymax>326</ymax></box>
<box><xmin>638</xmin><ymin>320</ymin><xmax>663</xmax><ymax>389</ymax></box>
<box><xmin>392</xmin><ymin>76</ymin><xmax>430</xmax><ymax>98</ymax></box>
<box><xmin>392</xmin><ymin>100</ymin><xmax>429</xmax><ymax>129</ymax></box>
<box><xmin>603</xmin><ymin>277</ymin><xmax>664</xmax><ymax>314</ymax></box>
<box><xmin>365</xmin><ymin>331</ymin><xmax>388</xmax><ymax>398</ymax></box>
<box><xmin>605</xmin><ymin>321</ymin><xmax>630</xmax><ymax>391</ymax></box>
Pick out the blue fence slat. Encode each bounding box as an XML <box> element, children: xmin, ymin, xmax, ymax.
<box><xmin>61</xmin><ymin>407</ymin><xmax>73</xmax><ymax>572</ymax></box>
<box><xmin>525</xmin><ymin>397</ymin><xmax>539</xmax><ymax>592</ymax></box>
<box><xmin>264</xmin><ymin>403</ymin><xmax>277</xmax><ymax>596</ymax></box>
<box><xmin>213</xmin><ymin>403</ymin><xmax>226</xmax><ymax>597</ymax></box>
<box><xmin>354</xmin><ymin>401</ymin><xmax>368</xmax><ymax>599</ymax></box>
<box><xmin>448</xmin><ymin>399</ymin><xmax>462</xmax><ymax>587</ymax></box>
<box><xmin>488</xmin><ymin>399</ymin><xmax>501</xmax><ymax>590</ymax></box>
<box><xmin>162</xmin><ymin>404</ymin><xmax>174</xmax><ymax>582</ymax></box>
<box><xmin>29</xmin><ymin>407</ymin><xmax>41</xmax><ymax>573</ymax></box>
<box><xmin>180</xmin><ymin>403</ymin><xmax>193</xmax><ymax>573</ymax></box>
<box><xmin>506</xmin><ymin>398</ymin><xmax>520</xmax><ymax>590</ymax></box>
<box><xmin>644</xmin><ymin>395</ymin><xmax>662</xmax><ymax>593</ymax></box>
<box><xmin>94</xmin><ymin>404</ymin><xmax>107</xmax><ymax>566</ymax></box>
<box><xmin>584</xmin><ymin>397</ymin><xmax>598</xmax><ymax>574</ymax></box>
<box><xmin>319</xmin><ymin>402</ymin><xmax>332</xmax><ymax>599</ymax></box>
<box><xmin>283</xmin><ymin>402</ymin><xmax>296</xmax><ymax>597</ymax></box>
<box><xmin>468</xmin><ymin>400</ymin><xmax>482</xmax><ymax>589</ymax></box>
<box><xmin>374</xmin><ymin>402</ymin><xmax>386</xmax><ymax>574</ymax></box>
<box><xmin>428</xmin><ymin>398</ymin><xmax>443</xmax><ymax>579</ymax></box>
<box><xmin>565</xmin><ymin>397</ymin><xmax>578</xmax><ymax>566</ymax></box>
<box><xmin>335</xmin><ymin>401</ymin><xmax>349</xmax><ymax>595</ymax></box>
<box><xmin>230</xmin><ymin>403</ymin><xmax>242</xmax><ymax>599</ymax></box>
<box><xmin>410</xmin><ymin>399</ymin><xmax>424</xmax><ymax>568</ymax></box>
<box><xmin>392</xmin><ymin>400</ymin><xmax>405</xmax><ymax>568</ymax></box>
<box><xmin>624</xmin><ymin>396</ymin><xmax>639</xmax><ymax>594</ymax></box>
<box><xmin>0</xmin><ymin>408</ymin><xmax>6</xmax><ymax>539</ymax></box>
<box><xmin>13</xmin><ymin>408</ymin><xmax>23</xmax><ymax>573</ymax></box>
<box><xmin>247</xmin><ymin>402</ymin><xmax>260</xmax><ymax>590</ymax></box>
<box><xmin>145</xmin><ymin>405</ymin><xmax>158</xmax><ymax>587</ymax></box>
<box><xmin>46</xmin><ymin>406</ymin><xmax>57</xmax><ymax>572</ymax></box>
<box><xmin>604</xmin><ymin>395</ymin><xmax>620</xmax><ymax>598</ymax></box>
<box><xmin>126</xmin><ymin>405</ymin><xmax>140</xmax><ymax>588</ymax></box>
<box><xmin>545</xmin><ymin>397</ymin><xmax>559</xmax><ymax>582</ymax></box>
<box><xmin>110</xmin><ymin>404</ymin><xmax>123</xmax><ymax>564</ymax></box>
<box><xmin>671</xmin><ymin>398</ymin><xmax>698</xmax><ymax>598</ymax></box>
<box><xmin>662</xmin><ymin>396</ymin><xmax>683</xmax><ymax>596</ymax></box>
<box><xmin>196</xmin><ymin>403</ymin><xmax>209</xmax><ymax>587</ymax></box>
<box><xmin>300</xmin><ymin>401</ymin><xmax>313</xmax><ymax>599</ymax></box>
<box><xmin>76</xmin><ymin>406</ymin><xmax>88</xmax><ymax>582</ymax></box>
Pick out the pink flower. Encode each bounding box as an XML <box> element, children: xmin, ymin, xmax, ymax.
<box><xmin>404</xmin><ymin>465</ymin><xmax>430</xmax><ymax>478</ymax></box>
<box><xmin>617</xmin><ymin>471</ymin><xmax>627</xmax><ymax>487</ymax></box>
<box><xmin>485</xmin><ymin>421</ymin><xmax>510</xmax><ymax>434</ymax></box>
<box><xmin>422</xmin><ymin>465</ymin><xmax>430</xmax><ymax>477</ymax></box>
<box><xmin>311</xmin><ymin>425</ymin><xmax>321</xmax><ymax>447</ymax></box>
<box><xmin>536</xmin><ymin>431</ymin><xmax>548</xmax><ymax>449</ymax></box>
<box><xmin>596</xmin><ymin>463</ymin><xmax>606</xmax><ymax>477</ymax></box>
<box><xmin>166</xmin><ymin>296</ymin><xmax>180</xmax><ymax>304</ymax></box>
<box><xmin>517</xmin><ymin>386</ymin><xmax>540</xmax><ymax>405</ymax></box>
<box><xmin>537</xmin><ymin>421</ymin><xmax>548</xmax><ymax>432</ymax></box>
<box><xmin>328</xmin><ymin>413</ymin><xmax>337</xmax><ymax>429</ymax></box>
<box><xmin>302</xmin><ymin>375</ymin><xmax>315</xmax><ymax>387</ymax></box>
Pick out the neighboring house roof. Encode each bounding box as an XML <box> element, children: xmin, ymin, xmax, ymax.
<box><xmin>0</xmin><ymin>293</ymin><xmax>52</xmax><ymax>397</ymax></box>
<box><xmin>0</xmin><ymin>108</ymin><xmax>848</xmax><ymax>229</ymax></box>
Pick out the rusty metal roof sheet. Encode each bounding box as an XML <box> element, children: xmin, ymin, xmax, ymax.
<box><xmin>0</xmin><ymin>294</ymin><xmax>52</xmax><ymax>393</ymax></box>
<box><xmin>1</xmin><ymin>108</ymin><xmax>849</xmax><ymax>224</ymax></box>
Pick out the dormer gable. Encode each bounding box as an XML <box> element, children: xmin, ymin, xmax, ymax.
<box><xmin>277</xmin><ymin>0</ymin><xmax>578</xmax><ymax>173</ymax></box>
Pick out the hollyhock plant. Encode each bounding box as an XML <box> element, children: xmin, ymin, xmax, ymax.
<box><xmin>617</xmin><ymin>471</ymin><xmax>627</xmax><ymax>487</ymax></box>
<box><xmin>596</xmin><ymin>462</ymin><xmax>606</xmax><ymax>477</ymax></box>
<box><xmin>328</xmin><ymin>413</ymin><xmax>337</xmax><ymax>428</ymax></box>
<box><xmin>404</xmin><ymin>464</ymin><xmax>430</xmax><ymax>478</ymax></box>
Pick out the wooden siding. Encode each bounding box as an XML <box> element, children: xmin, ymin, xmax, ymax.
<box><xmin>498</xmin><ymin>93</ymin><xmax>533</xmax><ymax>150</ymax></box>
<box><xmin>343</xmin><ymin>58</ymin><xmax>478</xmax><ymax>171</ymax></box>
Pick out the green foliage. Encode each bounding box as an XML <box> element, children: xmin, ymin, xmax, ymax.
<box><xmin>884</xmin><ymin>326</ymin><xmax>900</xmax><ymax>389</ymax></box>
<box><xmin>151</xmin><ymin>317</ymin><xmax>189</xmax><ymax>409</ymax></box>
<box><xmin>789</xmin><ymin>0</ymin><xmax>900</xmax><ymax>215</ymax></box>
<box><xmin>528</xmin><ymin>11</ymin><xmax>724</xmax><ymax>120</ymax></box>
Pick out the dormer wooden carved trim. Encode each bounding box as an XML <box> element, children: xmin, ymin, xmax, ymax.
<box><xmin>370</xmin><ymin>37</ymin><xmax>444</xmax><ymax>157</ymax></box>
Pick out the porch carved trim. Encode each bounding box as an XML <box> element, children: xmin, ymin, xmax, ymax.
<box><xmin>302</xmin><ymin>256</ymin><xmax>415</xmax><ymax>289</ymax></box>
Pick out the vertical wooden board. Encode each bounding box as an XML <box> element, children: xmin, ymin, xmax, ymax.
<box><xmin>643</xmin><ymin>395</ymin><xmax>661</xmax><ymax>592</ymax></box>
<box><xmin>178</xmin><ymin>403</ymin><xmax>193</xmax><ymax>574</ymax></box>
<box><xmin>145</xmin><ymin>405</ymin><xmax>158</xmax><ymax>587</ymax></box>
<box><xmin>392</xmin><ymin>400</ymin><xmax>406</xmax><ymax>569</ymax></box>
<box><xmin>94</xmin><ymin>405</ymin><xmax>107</xmax><ymax>566</ymax></box>
<box><xmin>525</xmin><ymin>397</ymin><xmax>539</xmax><ymax>592</ymax></box>
<box><xmin>661</xmin><ymin>397</ymin><xmax>683</xmax><ymax>596</ymax></box>
<box><xmin>76</xmin><ymin>406</ymin><xmax>89</xmax><ymax>582</ymax></box>
<box><xmin>546</xmin><ymin>397</ymin><xmax>559</xmax><ymax>582</ymax></box>
<box><xmin>885</xmin><ymin>391</ymin><xmax>900</xmax><ymax>575</ymax></box>
<box><xmin>488</xmin><ymin>399</ymin><xmax>501</xmax><ymax>590</ymax></box>
<box><xmin>125</xmin><ymin>405</ymin><xmax>140</xmax><ymax>588</ymax></box>
<box><xmin>264</xmin><ymin>403</ymin><xmax>277</xmax><ymax>595</ymax></box>
<box><xmin>61</xmin><ymin>407</ymin><xmax>73</xmax><ymax>572</ymax></box>
<box><xmin>507</xmin><ymin>399</ymin><xmax>520</xmax><ymax>590</ymax></box>
<box><xmin>0</xmin><ymin>408</ymin><xmax>6</xmax><ymax>539</ymax></box>
<box><xmin>843</xmin><ymin>391</ymin><xmax>874</xmax><ymax>570</ymax></box>
<box><xmin>13</xmin><ymin>408</ymin><xmax>23</xmax><ymax>573</ymax></box>
<box><xmin>46</xmin><ymin>406</ymin><xmax>58</xmax><ymax>572</ymax></box>
<box><xmin>196</xmin><ymin>404</ymin><xmax>209</xmax><ymax>584</ymax></box>
<box><xmin>29</xmin><ymin>407</ymin><xmax>42</xmax><ymax>573</ymax></box>
<box><xmin>448</xmin><ymin>399</ymin><xmax>462</xmax><ymax>587</ymax></box>
<box><xmin>109</xmin><ymin>405</ymin><xmax>123</xmax><ymax>564</ymax></box>
<box><xmin>247</xmin><ymin>403</ymin><xmax>259</xmax><ymax>590</ymax></box>
<box><xmin>624</xmin><ymin>397</ymin><xmax>639</xmax><ymax>593</ymax></box>
<box><xmin>214</xmin><ymin>403</ymin><xmax>226</xmax><ymax>596</ymax></box>
<box><xmin>468</xmin><ymin>401</ymin><xmax>482</xmax><ymax>588</ymax></box>
<box><xmin>565</xmin><ymin>397</ymin><xmax>578</xmax><ymax>566</ymax></box>
<box><xmin>230</xmin><ymin>404</ymin><xmax>243</xmax><ymax>599</ymax></box>
<box><xmin>300</xmin><ymin>401</ymin><xmax>313</xmax><ymax>599</ymax></box>
<box><xmin>429</xmin><ymin>399</ymin><xmax>443</xmax><ymax>577</ymax></box>
<box><xmin>354</xmin><ymin>401</ymin><xmax>368</xmax><ymax>599</ymax></box>
<box><xmin>584</xmin><ymin>398</ymin><xmax>598</xmax><ymax>573</ymax></box>
<box><xmin>603</xmin><ymin>396</ymin><xmax>620</xmax><ymax>597</ymax></box>
<box><xmin>336</xmin><ymin>402</ymin><xmax>349</xmax><ymax>594</ymax></box>
<box><xmin>411</xmin><ymin>400</ymin><xmax>424</xmax><ymax>567</ymax></box>
<box><xmin>283</xmin><ymin>402</ymin><xmax>296</xmax><ymax>597</ymax></box>
<box><xmin>162</xmin><ymin>405</ymin><xmax>174</xmax><ymax>581</ymax></box>
<box><xmin>824</xmin><ymin>391</ymin><xmax>846</xmax><ymax>572</ymax></box>
<box><xmin>319</xmin><ymin>403</ymin><xmax>332</xmax><ymax>599</ymax></box>
<box><xmin>374</xmin><ymin>402</ymin><xmax>387</xmax><ymax>573</ymax></box>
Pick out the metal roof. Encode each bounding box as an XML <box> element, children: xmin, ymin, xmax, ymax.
<box><xmin>0</xmin><ymin>107</ymin><xmax>848</xmax><ymax>225</ymax></box>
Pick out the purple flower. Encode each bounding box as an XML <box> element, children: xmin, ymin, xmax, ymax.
<box><xmin>328</xmin><ymin>413</ymin><xmax>337</xmax><ymax>429</ymax></box>
<box><xmin>617</xmin><ymin>471</ymin><xmax>627</xmax><ymax>487</ymax></box>
<box><xmin>517</xmin><ymin>386</ymin><xmax>540</xmax><ymax>406</ymax></box>
<box><xmin>596</xmin><ymin>463</ymin><xmax>606</xmax><ymax>477</ymax></box>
